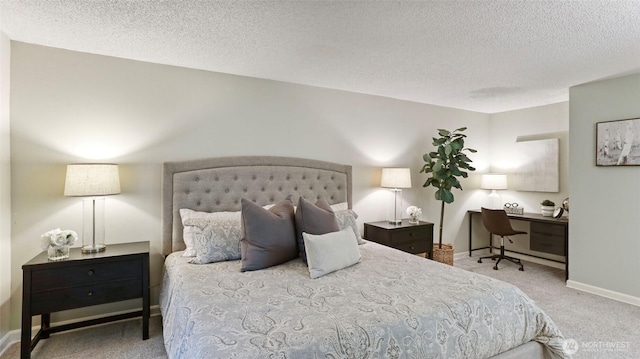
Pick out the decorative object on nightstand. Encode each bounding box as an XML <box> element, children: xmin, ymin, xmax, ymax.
<box><xmin>540</xmin><ymin>199</ymin><xmax>555</xmax><ymax>217</ymax></box>
<box><xmin>64</xmin><ymin>163</ymin><xmax>121</xmax><ymax>253</ymax></box>
<box><xmin>40</xmin><ymin>228</ymin><xmax>78</xmax><ymax>261</ymax></box>
<box><xmin>406</xmin><ymin>206</ymin><xmax>422</xmax><ymax>224</ymax></box>
<box><xmin>480</xmin><ymin>174</ymin><xmax>507</xmax><ymax>209</ymax></box>
<box><xmin>364</xmin><ymin>220</ymin><xmax>434</xmax><ymax>259</ymax></box>
<box><xmin>380</xmin><ymin>168</ymin><xmax>411</xmax><ymax>225</ymax></box>
<box><xmin>21</xmin><ymin>241</ymin><xmax>150</xmax><ymax>359</ymax></box>
<box><xmin>420</xmin><ymin>127</ymin><xmax>476</xmax><ymax>265</ymax></box>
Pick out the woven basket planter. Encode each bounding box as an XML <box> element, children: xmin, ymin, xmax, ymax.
<box><xmin>432</xmin><ymin>243</ymin><xmax>454</xmax><ymax>266</ymax></box>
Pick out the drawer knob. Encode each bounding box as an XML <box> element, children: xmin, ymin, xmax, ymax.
<box><xmin>87</xmin><ymin>270</ymin><xmax>94</xmax><ymax>276</ymax></box>
<box><xmin>87</xmin><ymin>291</ymin><xmax>94</xmax><ymax>297</ymax></box>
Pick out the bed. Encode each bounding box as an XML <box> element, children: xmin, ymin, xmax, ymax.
<box><xmin>159</xmin><ymin>156</ymin><xmax>568</xmax><ymax>359</ymax></box>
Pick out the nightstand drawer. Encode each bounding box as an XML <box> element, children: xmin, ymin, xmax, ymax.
<box><xmin>389</xmin><ymin>227</ymin><xmax>429</xmax><ymax>244</ymax></box>
<box><xmin>393</xmin><ymin>240</ymin><xmax>429</xmax><ymax>254</ymax></box>
<box><xmin>31</xmin><ymin>278</ymin><xmax>143</xmax><ymax>314</ymax></box>
<box><xmin>31</xmin><ymin>258</ymin><xmax>142</xmax><ymax>292</ymax></box>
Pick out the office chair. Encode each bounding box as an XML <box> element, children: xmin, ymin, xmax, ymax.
<box><xmin>478</xmin><ymin>207</ymin><xmax>526</xmax><ymax>271</ymax></box>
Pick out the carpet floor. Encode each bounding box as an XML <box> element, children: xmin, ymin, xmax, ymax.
<box><xmin>2</xmin><ymin>254</ymin><xmax>638</xmax><ymax>359</ymax></box>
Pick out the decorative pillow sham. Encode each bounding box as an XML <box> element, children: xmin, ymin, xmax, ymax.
<box><xmin>330</xmin><ymin>202</ymin><xmax>349</xmax><ymax>211</ymax></box>
<box><xmin>179</xmin><ymin>209</ymin><xmax>242</xmax><ymax>264</ymax></box>
<box><xmin>240</xmin><ymin>197</ymin><xmax>298</xmax><ymax>272</ymax></box>
<box><xmin>303</xmin><ymin>228</ymin><xmax>361</xmax><ymax>279</ymax></box>
<box><xmin>295</xmin><ymin>197</ymin><xmax>340</xmax><ymax>262</ymax></box>
<box><xmin>334</xmin><ymin>209</ymin><xmax>366</xmax><ymax>245</ymax></box>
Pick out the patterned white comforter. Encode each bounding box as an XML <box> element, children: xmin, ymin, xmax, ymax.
<box><xmin>160</xmin><ymin>242</ymin><xmax>568</xmax><ymax>359</ymax></box>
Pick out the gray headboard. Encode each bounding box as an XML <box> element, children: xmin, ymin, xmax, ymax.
<box><xmin>162</xmin><ymin>156</ymin><xmax>353</xmax><ymax>255</ymax></box>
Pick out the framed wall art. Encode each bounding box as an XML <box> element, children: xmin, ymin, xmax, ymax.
<box><xmin>513</xmin><ymin>138</ymin><xmax>559</xmax><ymax>192</ymax></box>
<box><xmin>596</xmin><ymin>118</ymin><xmax>640</xmax><ymax>166</ymax></box>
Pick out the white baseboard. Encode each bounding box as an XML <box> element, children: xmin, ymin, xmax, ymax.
<box><xmin>0</xmin><ymin>305</ymin><xmax>161</xmax><ymax>356</ymax></box>
<box><xmin>566</xmin><ymin>280</ymin><xmax>640</xmax><ymax>307</ymax></box>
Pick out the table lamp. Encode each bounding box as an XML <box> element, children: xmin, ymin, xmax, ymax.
<box><xmin>480</xmin><ymin>174</ymin><xmax>507</xmax><ymax>209</ymax></box>
<box><xmin>64</xmin><ymin>164</ymin><xmax>121</xmax><ymax>253</ymax></box>
<box><xmin>381</xmin><ymin>168</ymin><xmax>411</xmax><ymax>224</ymax></box>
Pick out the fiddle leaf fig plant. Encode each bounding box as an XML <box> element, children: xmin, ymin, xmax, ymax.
<box><xmin>420</xmin><ymin>127</ymin><xmax>476</xmax><ymax>248</ymax></box>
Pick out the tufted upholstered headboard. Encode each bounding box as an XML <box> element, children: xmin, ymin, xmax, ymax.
<box><xmin>162</xmin><ymin>156</ymin><xmax>353</xmax><ymax>255</ymax></box>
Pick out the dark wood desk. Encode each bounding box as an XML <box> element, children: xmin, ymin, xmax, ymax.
<box><xmin>468</xmin><ymin>210</ymin><xmax>569</xmax><ymax>280</ymax></box>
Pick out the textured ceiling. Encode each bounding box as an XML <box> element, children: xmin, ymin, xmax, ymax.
<box><xmin>1</xmin><ymin>1</ymin><xmax>639</xmax><ymax>113</ymax></box>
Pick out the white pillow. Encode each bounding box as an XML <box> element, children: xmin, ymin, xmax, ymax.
<box><xmin>303</xmin><ymin>229</ymin><xmax>361</xmax><ymax>279</ymax></box>
<box><xmin>179</xmin><ymin>209</ymin><xmax>242</xmax><ymax>262</ymax></box>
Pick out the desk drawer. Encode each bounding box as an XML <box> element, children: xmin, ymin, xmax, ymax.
<box><xmin>530</xmin><ymin>233</ymin><xmax>565</xmax><ymax>256</ymax></box>
<box><xmin>31</xmin><ymin>258</ymin><xmax>142</xmax><ymax>292</ymax></box>
<box><xmin>31</xmin><ymin>278</ymin><xmax>142</xmax><ymax>314</ymax></box>
<box><xmin>531</xmin><ymin>222</ymin><xmax>565</xmax><ymax>236</ymax></box>
<box><xmin>389</xmin><ymin>227</ymin><xmax>429</xmax><ymax>244</ymax></box>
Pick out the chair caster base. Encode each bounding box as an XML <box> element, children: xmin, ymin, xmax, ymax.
<box><xmin>478</xmin><ymin>259</ymin><xmax>482</xmax><ymax>263</ymax></box>
<box><xmin>493</xmin><ymin>266</ymin><xmax>498</xmax><ymax>270</ymax></box>
<box><xmin>519</xmin><ymin>267</ymin><xmax>524</xmax><ymax>271</ymax></box>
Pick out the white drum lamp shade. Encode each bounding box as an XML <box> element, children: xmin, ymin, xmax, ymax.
<box><xmin>381</xmin><ymin>168</ymin><xmax>411</xmax><ymax>224</ymax></box>
<box><xmin>64</xmin><ymin>164</ymin><xmax>121</xmax><ymax>253</ymax></box>
<box><xmin>480</xmin><ymin>174</ymin><xmax>507</xmax><ymax>209</ymax></box>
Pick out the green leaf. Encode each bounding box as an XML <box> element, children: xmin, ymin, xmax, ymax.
<box><xmin>450</xmin><ymin>138</ymin><xmax>463</xmax><ymax>151</ymax></box>
<box><xmin>438</xmin><ymin>129</ymin><xmax>450</xmax><ymax>137</ymax></box>
<box><xmin>467</xmin><ymin>148</ymin><xmax>477</xmax><ymax>153</ymax></box>
<box><xmin>442</xmin><ymin>189</ymin><xmax>454</xmax><ymax>203</ymax></box>
<box><xmin>455</xmin><ymin>127</ymin><xmax>467</xmax><ymax>132</ymax></box>
<box><xmin>450</xmin><ymin>164</ymin><xmax>462</xmax><ymax>176</ymax></box>
<box><xmin>444</xmin><ymin>144</ymin><xmax>452</xmax><ymax>156</ymax></box>
<box><xmin>458</xmin><ymin>154</ymin><xmax>472</xmax><ymax>163</ymax></box>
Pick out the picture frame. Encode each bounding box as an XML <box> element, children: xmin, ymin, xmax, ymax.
<box><xmin>596</xmin><ymin>118</ymin><xmax>640</xmax><ymax>166</ymax></box>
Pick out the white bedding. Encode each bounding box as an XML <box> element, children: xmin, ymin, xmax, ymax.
<box><xmin>160</xmin><ymin>241</ymin><xmax>568</xmax><ymax>359</ymax></box>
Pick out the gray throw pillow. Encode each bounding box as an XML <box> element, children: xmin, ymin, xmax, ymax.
<box><xmin>240</xmin><ymin>197</ymin><xmax>297</xmax><ymax>272</ymax></box>
<box><xmin>295</xmin><ymin>197</ymin><xmax>340</xmax><ymax>262</ymax></box>
<box><xmin>303</xmin><ymin>229</ymin><xmax>361</xmax><ymax>279</ymax></box>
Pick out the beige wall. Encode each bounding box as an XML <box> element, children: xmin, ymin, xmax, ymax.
<box><xmin>569</xmin><ymin>73</ymin><xmax>640</xmax><ymax>298</ymax></box>
<box><xmin>0</xmin><ymin>32</ymin><xmax>11</xmax><ymax>341</ymax></box>
<box><xmin>9</xmin><ymin>42</ymin><xmax>491</xmax><ymax>329</ymax></box>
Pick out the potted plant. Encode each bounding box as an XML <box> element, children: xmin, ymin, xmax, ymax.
<box><xmin>420</xmin><ymin>127</ymin><xmax>476</xmax><ymax>265</ymax></box>
<box><xmin>541</xmin><ymin>200</ymin><xmax>555</xmax><ymax>217</ymax></box>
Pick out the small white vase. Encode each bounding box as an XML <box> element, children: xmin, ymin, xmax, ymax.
<box><xmin>541</xmin><ymin>205</ymin><xmax>555</xmax><ymax>217</ymax></box>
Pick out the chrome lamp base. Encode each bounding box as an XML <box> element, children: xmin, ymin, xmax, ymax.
<box><xmin>82</xmin><ymin>244</ymin><xmax>106</xmax><ymax>254</ymax></box>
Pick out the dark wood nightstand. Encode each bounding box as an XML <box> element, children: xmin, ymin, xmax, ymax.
<box><xmin>364</xmin><ymin>220</ymin><xmax>434</xmax><ymax>259</ymax></box>
<box><xmin>21</xmin><ymin>241</ymin><xmax>150</xmax><ymax>359</ymax></box>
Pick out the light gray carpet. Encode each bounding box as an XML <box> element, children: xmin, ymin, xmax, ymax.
<box><xmin>456</xmin><ymin>254</ymin><xmax>640</xmax><ymax>359</ymax></box>
<box><xmin>2</xmin><ymin>255</ymin><xmax>638</xmax><ymax>358</ymax></box>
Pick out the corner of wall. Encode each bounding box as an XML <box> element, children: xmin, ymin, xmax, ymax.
<box><xmin>0</xmin><ymin>31</ymin><xmax>12</xmax><ymax>341</ymax></box>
